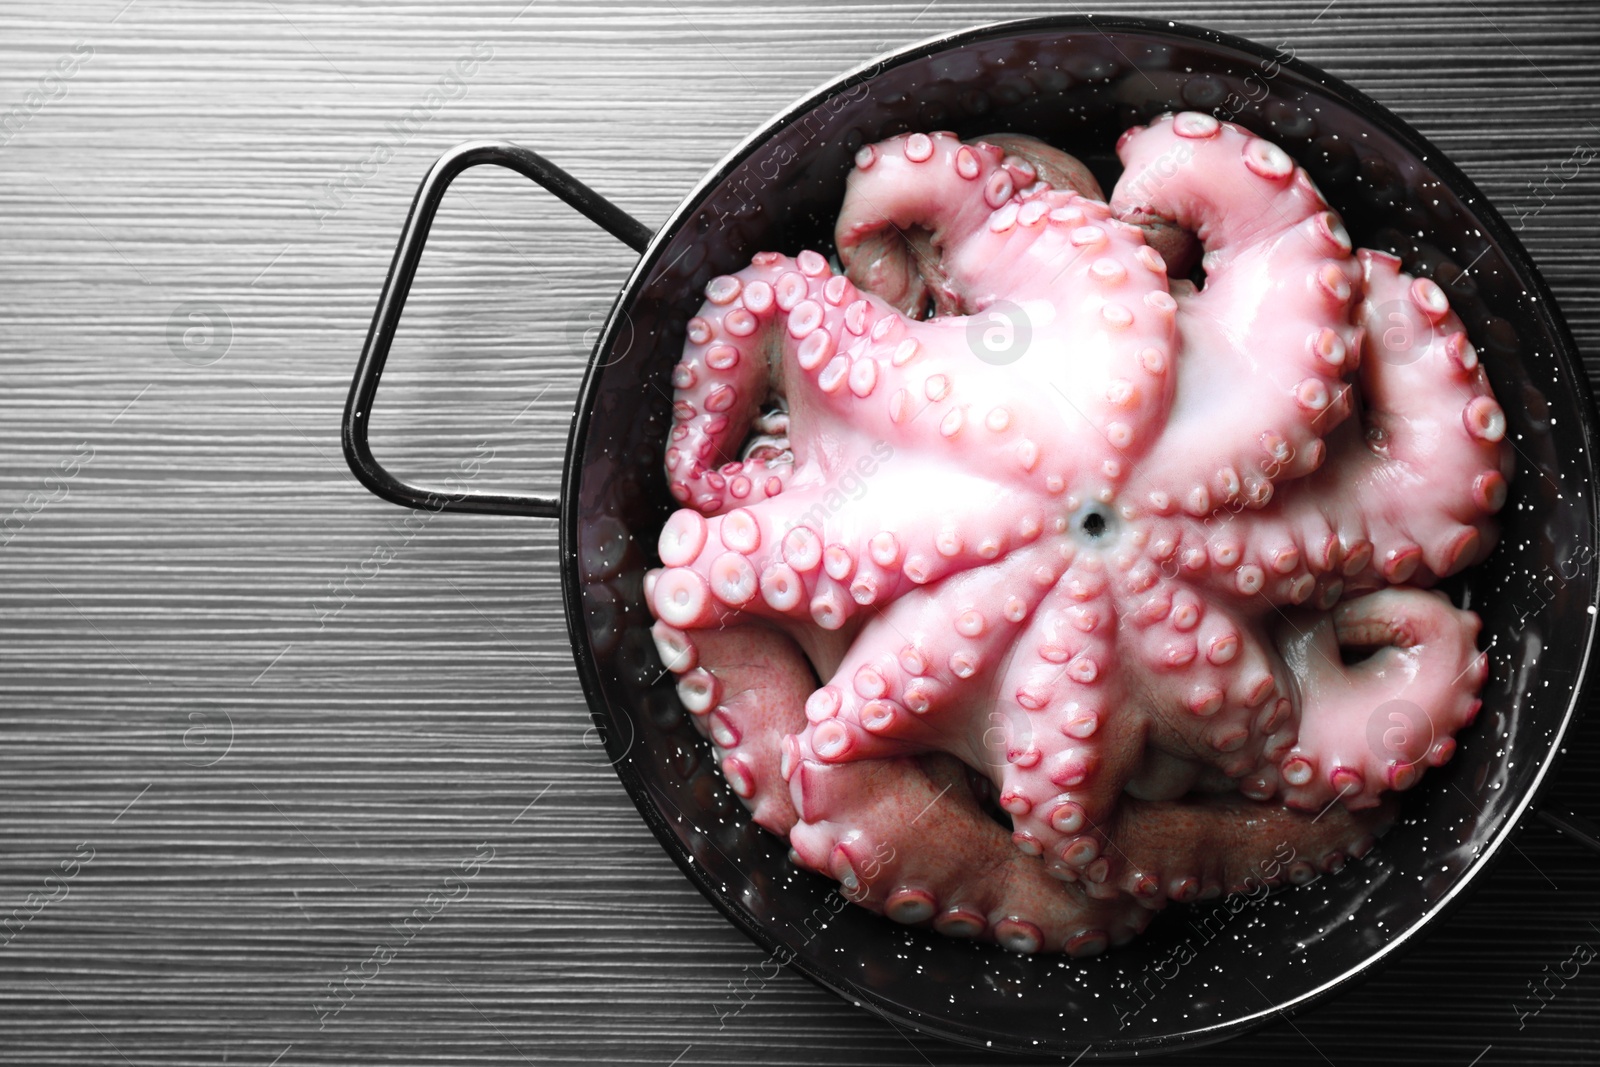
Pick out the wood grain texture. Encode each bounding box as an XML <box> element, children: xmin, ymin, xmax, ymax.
<box><xmin>1</xmin><ymin>1</ymin><xmax>1598</xmax><ymax>1063</ymax></box>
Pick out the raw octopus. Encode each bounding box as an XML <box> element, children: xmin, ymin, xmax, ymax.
<box><xmin>644</xmin><ymin>112</ymin><xmax>1511</xmax><ymax>955</ymax></box>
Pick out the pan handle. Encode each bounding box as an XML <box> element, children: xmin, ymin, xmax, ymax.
<box><xmin>342</xmin><ymin>140</ymin><xmax>654</xmax><ymax>518</ymax></box>
<box><xmin>1537</xmin><ymin>802</ymin><xmax>1600</xmax><ymax>855</ymax></box>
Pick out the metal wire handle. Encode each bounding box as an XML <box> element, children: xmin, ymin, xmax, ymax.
<box><xmin>1538</xmin><ymin>803</ymin><xmax>1600</xmax><ymax>855</ymax></box>
<box><xmin>342</xmin><ymin>140</ymin><xmax>653</xmax><ymax>517</ymax></box>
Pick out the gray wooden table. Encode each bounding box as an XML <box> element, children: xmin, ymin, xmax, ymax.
<box><xmin>3</xmin><ymin>1</ymin><xmax>1599</xmax><ymax>1064</ymax></box>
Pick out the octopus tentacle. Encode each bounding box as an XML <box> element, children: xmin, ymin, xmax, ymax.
<box><xmin>666</xmin><ymin>249</ymin><xmax>840</xmax><ymax>514</ymax></box>
<box><xmin>649</xmin><ymin>474</ymin><xmax>1058</xmax><ymax>634</ymax></box>
<box><xmin>1345</xmin><ymin>250</ymin><xmax>1511</xmax><ymax>579</ymax></box>
<box><xmin>774</xmin><ymin>279</ymin><xmax>1107</xmax><ymax>487</ymax></box>
<box><xmin>833</xmin><ymin>132</ymin><xmax>1182</xmax><ymax>490</ymax></box>
<box><xmin>975</xmin><ymin>131</ymin><xmax>1201</xmax><ymax>276</ymax></box>
<box><xmin>974</xmin><ymin>132</ymin><xmax>1103</xmax><ymax>202</ymax></box>
<box><xmin>844</xmin><ymin>184</ymin><xmax>1182</xmax><ymax>502</ymax></box>
<box><xmin>1123</xmin><ymin>585</ymin><xmax>1296</xmax><ymax>789</ymax></box>
<box><xmin>1271</xmin><ymin>588</ymin><xmax>1485</xmax><ymax>811</ymax></box>
<box><xmin>835</xmin><ymin>131</ymin><xmax>1031</xmax><ymax>316</ymax></box>
<box><xmin>786</xmin><ymin>751</ymin><xmax>1150</xmax><ymax>955</ymax></box>
<box><xmin>784</xmin><ymin>544</ymin><xmax>1070</xmax><ymax>769</ymax></box>
<box><xmin>1209</xmin><ymin>250</ymin><xmax>1512</xmax><ymax>602</ymax></box>
<box><xmin>1111</xmin><ymin>112</ymin><xmax>1363</xmax><ymax>517</ymax></box>
<box><xmin>1109</xmin><ymin>793</ymin><xmax>1391</xmax><ymax>904</ymax></box>
<box><xmin>991</xmin><ymin>567</ymin><xmax>1144</xmax><ymax>888</ymax></box>
<box><xmin>651</xmin><ymin>619</ymin><xmax>810</xmax><ymax>834</ymax></box>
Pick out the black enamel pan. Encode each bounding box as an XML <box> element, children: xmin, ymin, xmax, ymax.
<box><xmin>340</xmin><ymin>16</ymin><xmax>1600</xmax><ymax>1058</ymax></box>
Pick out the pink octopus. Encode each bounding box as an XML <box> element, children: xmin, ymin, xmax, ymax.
<box><xmin>644</xmin><ymin>113</ymin><xmax>1512</xmax><ymax>955</ymax></box>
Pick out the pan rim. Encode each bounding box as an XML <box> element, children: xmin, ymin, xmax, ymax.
<box><xmin>556</xmin><ymin>13</ymin><xmax>1600</xmax><ymax>1057</ymax></box>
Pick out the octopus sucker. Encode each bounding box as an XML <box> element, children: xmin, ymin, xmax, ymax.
<box><xmin>645</xmin><ymin>113</ymin><xmax>1512</xmax><ymax>953</ymax></box>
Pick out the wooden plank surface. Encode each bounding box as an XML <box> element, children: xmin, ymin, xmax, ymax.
<box><xmin>1</xmin><ymin>1</ymin><xmax>1598</xmax><ymax>1063</ymax></box>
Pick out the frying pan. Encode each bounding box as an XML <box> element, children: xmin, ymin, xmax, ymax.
<box><xmin>339</xmin><ymin>16</ymin><xmax>1600</xmax><ymax>1058</ymax></box>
